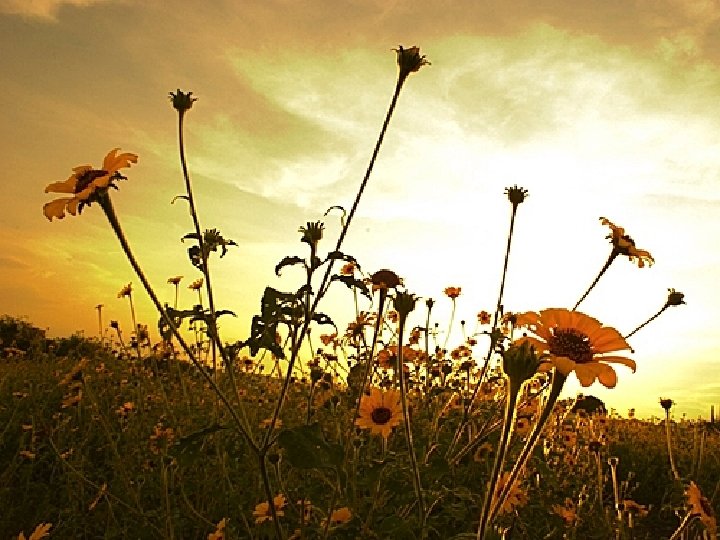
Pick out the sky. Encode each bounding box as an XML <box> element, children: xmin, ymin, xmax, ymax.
<box><xmin>1</xmin><ymin>0</ymin><xmax>719</xmax><ymax>419</ymax></box>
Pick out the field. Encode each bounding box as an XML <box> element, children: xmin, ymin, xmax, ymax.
<box><xmin>1</xmin><ymin>316</ymin><xmax>718</xmax><ymax>539</ymax></box>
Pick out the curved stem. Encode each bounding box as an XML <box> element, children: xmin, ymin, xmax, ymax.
<box><xmin>573</xmin><ymin>249</ymin><xmax>619</xmax><ymax>311</ymax></box>
<box><xmin>664</xmin><ymin>409</ymin><xmax>681</xmax><ymax>480</ymax></box>
<box><xmin>624</xmin><ymin>305</ymin><xmax>668</xmax><ymax>340</ymax></box>
<box><xmin>398</xmin><ymin>315</ymin><xmax>426</xmax><ymax>530</ymax></box>
<box><xmin>476</xmin><ymin>378</ymin><xmax>521</xmax><ymax>540</ymax></box>
<box><xmin>489</xmin><ymin>371</ymin><xmax>567</xmax><ymax>522</ymax></box>
<box><xmin>176</xmin><ymin>110</ymin><xmax>224</xmax><ymax>374</ymax></box>
<box><xmin>98</xmin><ymin>194</ymin><xmax>256</xmax><ymax>452</ymax></box>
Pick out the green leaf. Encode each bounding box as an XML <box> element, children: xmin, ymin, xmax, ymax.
<box><xmin>277</xmin><ymin>423</ymin><xmax>343</xmax><ymax>471</ymax></box>
<box><xmin>275</xmin><ymin>256</ymin><xmax>305</xmax><ymax>276</ymax></box>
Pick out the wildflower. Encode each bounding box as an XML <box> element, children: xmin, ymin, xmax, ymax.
<box><xmin>298</xmin><ymin>221</ymin><xmax>324</xmax><ymax>249</ymax></box>
<box><xmin>43</xmin><ymin>148</ymin><xmax>137</xmax><ymax>220</ymax></box>
<box><xmin>19</xmin><ymin>450</ymin><xmax>36</xmax><ymax>460</ymax></box>
<box><xmin>686</xmin><ymin>481</ymin><xmax>717</xmax><ymax>536</ymax></box>
<box><xmin>253</xmin><ymin>494</ymin><xmax>287</xmax><ymax>524</ymax></box>
<box><xmin>117</xmin><ymin>283</ymin><xmax>132</xmax><ymax>298</ymax></box>
<box><xmin>621</xmin><ymin>499</ymin><xmax>648</xmax><ymax>517</ymax></box>
<box><xmin>370</xmin><ymin>269</ymin><xmax>402</xmax><ymax>291</ymax></box>
<box><xmin>207</xmin><ymin>518</ymin><xmax>227</xmax><ymax>540</ymax></box>
<box><xmin>553</xmin><ymin>498</ymin><xmax>578</xmax><ymax>525</ymax></box>
<box><xmin>505</xmin><ymin>185</ymin><xmax>529</xmax><ymax>208</ymax></box>
<box><xmin>188</xmin><ymin>278</ymin><xmax>204</xmax><ymax>291</ymax></box>
<box><xmin>659</xmin><ymin>398</ymin><xmax>674</xmax><ymax>411</ymax></box>
<box><xmin>322</xmin><ymin>507</ymin><xmax>352</xmax><ymax>527</ymax></box>
<box><xmin>17</xmin><ymin>523</ymin><xmax>52</xmax><ymax>540</ymax></box>
<box><xmin>515</xmin><ymin>308</ymin><xmax>635</xmax><ymax>388</ymax></box>
<box><xmin>393</xmin><ymin>290</ymin><xmax>418</xmax><ymax>322</ymax></box>
<box><xmin>600</xmin><ymin>217</ymin><xmax>654</xmax><ymax>268</ymax></box>
<box><xmin>355</xmin><ymin>387</ymin><xmax>403</xmax><ymax>439</ymax></box>
<box><xmin>340</xmin><ymin>262</ymin><xmax>355</xmax><ymax>275</ymax></box>
<box><xmin>169</xmin><ymin>89</ymin><xmax>197</xmax><ymax>113</ymax></box>
<box><xmin>493</xmin><ymin>472</ymin><xmax>528</xmax><ymax>515</ymax></box>
<box><xmin>394</xmin><ymin>45</ymin><xmax>430</xmax><ymax>82</ymax></box>
<box><xmin>167</xmin><ymin>276</ymin><xmax>183</xmax><ymax>285</ymax></box>
<box><xmin>502</xmin><ymin>341</ymin><xmax>542</xmax><ymax>387</ymax></box>
<box><xmin>477</xmin><ymin>310</ymin><xmax>491</xmax><ymax>325</ymax></box>
<box><xmin>319</xmin><ymin>333</ymin><xmax>337</xmax><ymax>346</ymax></box>
<box><xmin>444</xmin><ymin>286</ymin><xmax>462</xmax><ymax>299</ymax></box>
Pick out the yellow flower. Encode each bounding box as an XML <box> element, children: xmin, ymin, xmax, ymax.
<box><xmin>43</xmin><ymin>148</ymin><xmax>137</xmax><ymax>220</ymax></box>
<box><xmin>355</xmin><ymin>387</ymin><xmax>403</xmax><ymax>439</ymax></box>
<box><xmin>253</xmin><ymin>494</ymin><xmax>286</xmax><ymax>524</ymax></box>
<box><xmin>686</xmin><ymin>481</ymin><xmax>717</xmax><ymax>536</ymax></box>
<box><xmin>188</xmin><ymin>278</ymin><xmax>204</xmax><ymax>291</ymax></box>
<box><xmin>207</xmin><ymin>518</ymin><xmax>227</xmax><ymax>540</ymax></box>
<box><xmin>515</xmin><ymin>308</ymin><xmax>635</xmax><ymax>388</ymax></box>
<box><xmin>117</xmin><ymin>282</ymin><xmax>132</xmax><ymax>298</ymax></box>
<box><xmin>17</xmin><ymin>523</ymin><xmax>52</xmax><ymax>540</ymax></box>
<box><xmin>321</xmin><ymin>507</ymin><xmax>352</xmax><ymax>527</ymax></box>
<box><xmin>552</xmin><ymin>498</ymin><xmax>577</xmax><ymax>525</ymax></box>
<box><xmin>600</xmin><ymin>217</ymin><xmax>654</xmax><ymax>268</ymax></box>
<box><xmin>493</xmin><ymin>472</ymin><xmax>528</xmax><ymax>515</ymax></box>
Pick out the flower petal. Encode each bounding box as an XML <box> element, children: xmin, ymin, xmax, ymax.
<box><xmin>598</xmin><ymin>355</ymin><xmax>636</xmax><ymax>372</ymax></box>
<box><xmin>44</xmin><ymin>173</ymin><xmax>80</xmax><ymax>194</ymax></box>
<box><xmin>102</xmin><ymin>148</ymin><xmax>138</xmax><ymax>174</ymax></box>
<box><xmin>43</xmin><ymin>197</ymin><xmax>72</xmax><ymax>220</ymax></box>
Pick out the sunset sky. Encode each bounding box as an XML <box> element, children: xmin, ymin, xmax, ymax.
<box><xmin>2</xmin><ymin>0</ymin><xmax>719</xmax><ymax>419</ymax></box>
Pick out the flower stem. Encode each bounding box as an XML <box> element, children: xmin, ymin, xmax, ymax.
<box><xmin>664</xmin><ymin>409</ymin><xmax>681</xmax><ymax>480</ymax></box>
<box><xmin>176</xmin><ymin>108</ymin><xmax>224</xmax><ymax>375</ymax></box>
<box><xmin>476</xmin><ymin>377</ymin><xmax>521</xmax><ymax>540</ymax></box>
<box><xmin>397</xmin><ymin>313</ymin><xmax>426</xmax><ymax>530</ymax></box>
<box><xmin>574</xmin><ymin>249</ymin><xmax>619</xmax><ymax>311</ymax></box>
<box><xmin>98</xmin><ymin>193</ymin><xmax>256</xmax><ymax>452</ymax></box>
<box><xmin>489</xmin><ymin>370</ymin><xmax>567</xmax><ymax>522</ymax></box>
<box><xmin>624</xmin><ymin>305</ymin><xmax>668</xmax><ymax>340</ymax></box>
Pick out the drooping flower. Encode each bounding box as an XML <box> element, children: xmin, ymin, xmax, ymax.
<box><xmin>253</xmin><ymin>494</ymin><xmax>287</xmax><ymax>524</ymax></box>
<box><xmin>686</xmin><ymin>481</ymin><xmax>717</xmax><ymax>536</ymax></box>
<box><xmin>515</xmin><ymin>308</ymin><xmax>635</xmax><ymax>388</ymax></box>
<box><xmin>43</xmin><ymin>148</ymin><xmax>138</xmax><ymax>221</ymax></box>
<box><xmin>355</xmin><ymin>387</ymin><xmax>403</xmax><ymax>439</ymax></box>
<box><xmin>600</xmin><ymin>217</ymin><xmax>654</xmax><ymax>268</ymax></box>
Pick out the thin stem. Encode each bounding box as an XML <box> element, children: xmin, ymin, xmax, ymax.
<box><xmin>98</xmin><ymin>193</ymin><xmax>256</xmax><ymax>452</ymax></box>
<box><xmin>664</xmin><ymin>409</ymin><xmax>681</xmax><ymax>480</ymax></box>
<box><xmin>398</xmin><ymin>315</ymin><xmax>426</xmax><ymax>530</ymax></box>
<box><xmin>476</xmin><ymin>378</ymin><xmax>521</xmax><ymax>540</ymax></box>
<box><xmin>176</xmin><ymin>109</ymin><xmax>224</xmax><ymax>375</ymax></box>
<box><xmin>442</xmin><ymin>298</ymin><xmax>457</xmax><ymax>352</ymax></box>
<box><xmin>624</xmin><ymin>305</ymin><xmax>668</xmax><ymax>340</ymax></box>
<box><xmin>668</xmin><ymin>512</ymin><xmax>694</xmax><ymax>540</ymax></box>
<box><xmin>574</xmin><ymin>249</ymin><xmax>619</xmax><ymax>311</ymax></box>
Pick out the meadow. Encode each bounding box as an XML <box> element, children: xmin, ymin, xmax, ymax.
<box><xmin>2</xmin><ymin>45</ymin><xmax>717</xmax><ymax>539</ymax></box>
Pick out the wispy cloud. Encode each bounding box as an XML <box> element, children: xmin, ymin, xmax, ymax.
<box><xmin>0</xmin><ymin>0</ymin><xmax>113</xmax><ymax>20</ymax></box>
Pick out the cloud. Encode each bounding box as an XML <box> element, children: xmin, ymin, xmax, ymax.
<box><xmin>0</xmin><ymin>0</ymin><xmax>112</xmax><ymax>20</ymax></box>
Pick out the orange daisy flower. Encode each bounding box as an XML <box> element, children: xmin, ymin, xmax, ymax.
<box><xmin>600</xmin><ymin>217</ymin><xmax>654</xmax><ymax>268</ymax></box>
<box><xmin>444</xmin><ymin>286</ymin><xmax>462</xmax><ymax>299</ymax></box>
<box><xmin>253</xmin><ymin>494</ymin><xmax>287</xmax><ymax>524</ymax></box>
<box><xmin>43</xmin><ymin>148</ymin><xmax>138</xmax><ymax>221</ymax></box>
<box><xmin>515</xmin><ymin>308</ymin><xmax>635</xmax><ymax>388</ymax></box>
<box><xmin>355</xmin><ymin>387</ymin><xmax>403</xmax><ymax>439</ymax></box>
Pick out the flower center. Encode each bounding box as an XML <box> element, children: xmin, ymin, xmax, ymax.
<box><xmin>548</xmin><ymin>328</ymin><xmax>593</xmax><ymax>364</ymax></box>
<box><xmin>75</xmin><ymin>169</ymin><xmax>107</xmax><ymax>193</ymax></box>
<box><xmin>371</xmin><ymin>407</ymin><xmax>393</xmax><ymax>425</ymax></box>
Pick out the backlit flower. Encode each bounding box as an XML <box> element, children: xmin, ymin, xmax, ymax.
<box><xmin>515</xmin><ymin>308</ymin><xmax>635</xmax><ymax>388</ymax></box>
<box><xmin>444</xmin><ymin>286</ymin><xmax>462</xmax><ymax>299</ymax></box>
<box><xmin>394</xmin><ymin>45</ymin><xmax>430</xmax><ymax>81</ymax></box>
<box><xmin>355</xmin><ymin>387</ymin><xmax>403</xmax><ymax>439</ymax></box>
<box><xmin>117</xmin><ymin>283</ymin><xmax>132</xmax><ymax>298</ymax></box>
<box><xmin>600</xmin><ymin>217</ymin><xmax>654</xmax><ymax>268</ymax></box>
<box><xmin>43</xmin><ymin>148</ymin><xmax>137</xmax><ymax>220</ymax></box>
<box><xmin>686</xmin><ymin>481</ymin><xmax>717</xmax><ymax>536</ymax></box>
<box><xmin>253</xmin><ymin>494</ymin><xmax>287</xmax><ymax>524</ymax></box>
<box><xmin>167</xmin><ymin>276</ymin><xmax>183</xmax><ymax>285</ymax></box>
<box><xmin>370</xmin><ymin>269</ymin><xmax>402</xmax><ymax>291</ymax></box>
<box><xmin>477</xmin><ymin>310</ymin><xmax>491</xmax><ymax>325</ymax></box>
<box><xmin>188</xmin><ymin>278</ymin><xmax>204</xmax><ymax>291</ymax></box>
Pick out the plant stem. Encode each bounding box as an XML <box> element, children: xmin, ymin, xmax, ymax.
<box><xmin>624</xmin><ymin>305</ymin><xmax>668</xmax><ymax>340</ymax></box>
<box><xmin>574</xmin><ymin>249</ymin><xmax>619</xmax><ymax>311</ymax></box>
<box><xmin>664</xmin><ymin>409</ymin><xmax>681</xmax><ymax>480</ymax></box>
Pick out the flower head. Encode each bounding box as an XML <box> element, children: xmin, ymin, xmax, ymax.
<box><xmin>321</xmin><ymin>507</ymin><xmax>352</xmax><ymax>528</ymax></box>
<box><xmin>600</xmin><ymin>217</ymin><xmax>654</xmax><ymax>268</ymax></box>
<box><xmin>355</xmin><ymin>387</ymin><xmax>403</xmax><ymax>439</ymax></box>
<box><xmin>169</xmin><ymin>89</ymin><xmax>197</xmax><ymax>113</ymax></box>
<box><xmin>253</xmin><ymin>494</ymin><xmax>287</xmax><ymax>524</ymax></box>
<box><xmin>444</xmin><ymin>286</ymin><xmax>462</xmax><ymax>299</ymax></box>
<box><xmin>477</xmin><ymin>310</ymin><xmax>491</xmax><ymax>325</ymax></box>
<box><xmin>298</xmin><ymin>221</ymin><xmax>324</xmax><ymax>248</ymax></box>
<box><xmin>370</xmin><ymin>269</ymin><xmax>402</xmax><ymax>292</ymax></box>
<box><xmin>394</xmin><ymin>45</ymin><xmax>430</xmax><ymax>81</ymax></box>
<box><xmin>43</xmin><ymin>148</ymin><xmax>137</xmax><ymax>220</ymax></box>
<box><xmin>505</xmin><ymin>185</ymin><xmax>529</xmax><ymax>207</ymax></box>
<box><xmin>659</xmin><ymin>398</ymin><xmax>674</xmax><ymax>411</ymax></box>
<box><xmin>493</xmin><ymin>472</ymin><xmax>528</xmax><ymax>515</ymax></box>
<box><xmin>167</xmin><ymin>276</ymin><xmax>183</xmax><ymax>285</ymax></box>
<box><xmin>117</xmin><ymin>283</ymin><xmax>132</xmax><ymax>298</ymax></box>
<box><xmin>188</xmin><ymin>278</ymin><xmax>204</xmax><ymax>291</ymax></box>
<box><xmin>665</xmin><ymin>288</ymin><xmax>686</xmax><ymax>307</ymax></box>
<box><xmin>515</xmin><ymin>308</ymin><xmax>635</xmax><ymax>388</ymax></box>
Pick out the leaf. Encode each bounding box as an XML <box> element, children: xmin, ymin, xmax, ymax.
<box><xmin>275</xmin><ymin>256</ymin><xmax>305</xmax><ymax>276</ymax></box>
<box><xmin>312</xmin><ymin>312</ymin><xmax>337</xmax><ymax>329</ymax></box>
<box><xmin>276</xmin><ymin>423</ymin><xmax>343</xmax><ymax>471</ymax></box>
<box><xmin>325</xmin><ymin>250</ymin><xmax>360</xmax><ymax>269</ymax></box>
<box><xmin>181</xmin><ymin>232</ymin><xmax>201</xmax><ymax>241</ymax></box>
<box><xmin>330</xmin><ymin>274</ymin><xmax>372</xmax><ymax>301</ymax></box>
